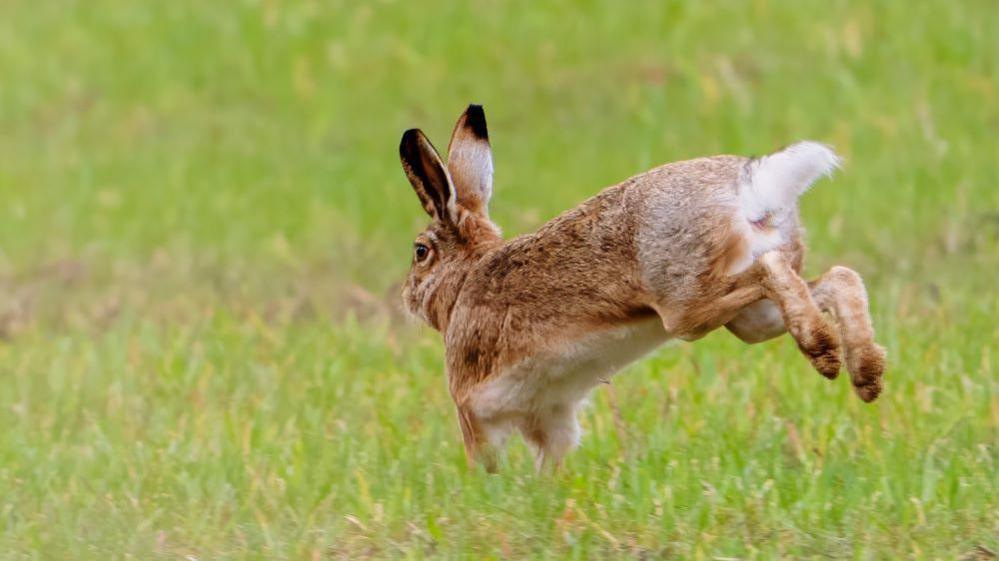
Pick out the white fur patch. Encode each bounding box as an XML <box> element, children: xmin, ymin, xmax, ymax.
<box><xmin>448</xmin><ymin>141</ymin><xmax>493</xmax><ymax>207</ymax></box>
<box><xmin>725</xmin><ymin>215</ymin><xmax>787</xmax><ymax>275</ymax></box>
<box><xmin>726</xmin><ymin>141</ymin><xmax>841</xmax><ymax>275</ymax></box>
<box><xmin>738</xmin><ymin>141</ymin><xmax>841</xmax><ymax>222</ymax></box>
<box><xmin>471</xmin><ymin>318</ymin><xmax>669</xmax><ymax>420</ymax></box>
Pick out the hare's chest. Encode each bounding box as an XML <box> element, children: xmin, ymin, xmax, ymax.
<box><xmin>471</xmin><ymin>318</ymin><xmax>670</xmax><ymax>419</ymax></box>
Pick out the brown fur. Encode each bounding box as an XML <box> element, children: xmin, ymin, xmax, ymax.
<box><xmin>399</xmin><ymin>105</ymin><xmax>887</xmax><ymax>470</ymax></box>
<box><xmin>810</xmin><ymin>266</ymin><xmax>886</xmax><ymax>401</ymax></box>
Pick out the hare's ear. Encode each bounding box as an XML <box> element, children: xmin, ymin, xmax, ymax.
<box><xmin>400</xmin><ymin>129</ymin><xmax>457</xmax><ymax>222</ymax></box>
<box><xmin>447</xmin><ymin>104</ymin><xmax>493</xmax><ymax>215</ymax></box>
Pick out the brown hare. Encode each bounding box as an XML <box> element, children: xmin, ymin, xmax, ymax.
<box><xmin>399</xmin><ymin>104</ymin><xmax>886</xmax><ymax>472</ymax></box>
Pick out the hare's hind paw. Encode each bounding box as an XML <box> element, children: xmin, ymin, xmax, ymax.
<box><xmin>848</xmin><ymin>343</ymin><xmax>886</xmax><ymax>402</ymax></box>
<box><xmin>802</xmin><ymin>324</ymin><xmax>842</xmax><ymax>380</ymax></box>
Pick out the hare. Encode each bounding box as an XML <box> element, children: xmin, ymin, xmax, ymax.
<box><xmin>399</xmin><ymin>104</ymin><xmax>886</xmax><ymax>471</ymax></box>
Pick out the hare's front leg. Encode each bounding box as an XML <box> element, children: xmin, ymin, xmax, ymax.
<box><xmin>456</xmin><ymin>405</ymin><xmax>509</xmax><ymax>473</ymax></box>
<box><xmin>809</xmin><ymin>266</ymin><xmax>886</xmax><ymax>402</ymax></box>
<box><xmin>519</xmin><ymin>403</ymin><xmax>581</xmax><ymax>473</ymax></box>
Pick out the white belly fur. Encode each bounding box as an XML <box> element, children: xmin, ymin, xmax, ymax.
<box><xmin>471</xmin><ymin>318</ymin><xmax>671</xmax><ymax>421</ymax></box>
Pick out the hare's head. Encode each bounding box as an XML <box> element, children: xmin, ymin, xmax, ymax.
<box><xmin>399</xmin><ymin>105</ymin><xmax>502</xmax><ymax>330</ymax></box>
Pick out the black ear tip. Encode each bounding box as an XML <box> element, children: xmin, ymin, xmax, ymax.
<box><xmin>463</xmin><ymin>104</ymin><xmax>488</xmax><ymax>140</ymax></box>
<box><xmin>400</xmin><ymin>128</ymin><xmax>423</xmax><ymax>154</ymax></box>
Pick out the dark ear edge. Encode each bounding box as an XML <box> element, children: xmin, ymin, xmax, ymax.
<box><xmin>399</xmin><ymin>128</ymin><xmax>454</xmax><ymax>221</ymax></box>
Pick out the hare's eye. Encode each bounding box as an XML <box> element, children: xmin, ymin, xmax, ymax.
<box><xmin>414</xmin><ymin>243</ymin><xmax>430</xmax><ymax>262</ymax></box>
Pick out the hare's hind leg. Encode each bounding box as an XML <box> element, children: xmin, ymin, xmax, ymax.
<box><xmin>754</xmin><ymin>252</ymin><xmax>843</xmax><ymax>379</ymax></box>
<box><xmin>726</xmin><ymin>261</ymin><xmax>884</xmax><ymax>400</ymax></box>
<box><xmin>654</xmin><ymin>249</ymin><xmax>839</xmax><ymax>378</ymax></box>
<box><xmin>809</xmin><ymin>266</ymin><xmax>886</xmax><ymax>402</ymax></box>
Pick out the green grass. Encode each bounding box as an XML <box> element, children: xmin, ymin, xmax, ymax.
<box><xmin>1</xmin><ymin>0</ymin><xmax>998</xmax><ymax>558</ymax></box>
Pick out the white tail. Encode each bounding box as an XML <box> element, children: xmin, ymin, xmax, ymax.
<box><xmin>738</xmin><ymin>141</ymin><xmax>841</xmax><ymax>223</ymax></box>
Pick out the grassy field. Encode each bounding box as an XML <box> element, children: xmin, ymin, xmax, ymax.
<box><xmin>1</xmin><ymin>0</ymin><xmax>998</xmax><ymax>558</ymax></box>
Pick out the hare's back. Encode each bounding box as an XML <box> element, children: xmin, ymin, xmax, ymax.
<box><xmin>628</xmin><ymin>154</ymin><xmax>746</xmax><ymax>211</ymax></box>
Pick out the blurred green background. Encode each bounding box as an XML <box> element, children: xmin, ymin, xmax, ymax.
<box><xmin>0</xmin><ymin>0</ymin><xmax>997</xmax><ymax>559</ymax></box>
